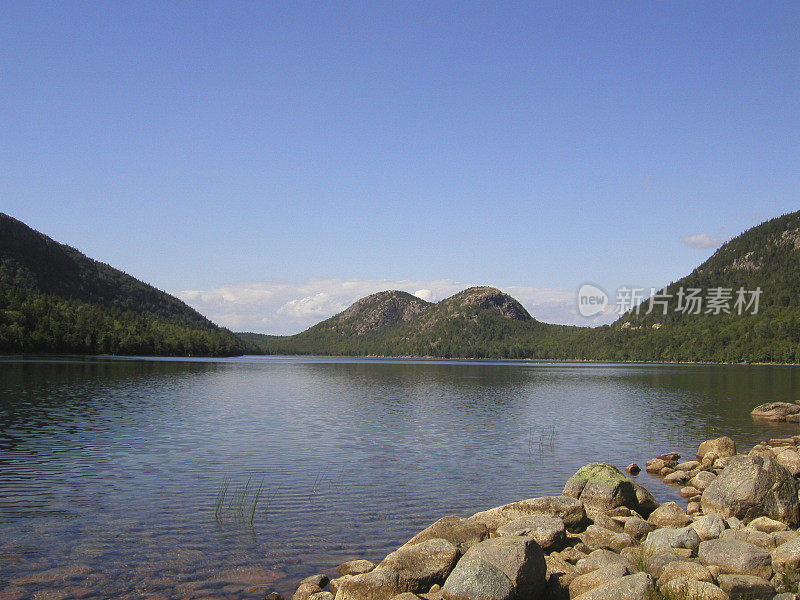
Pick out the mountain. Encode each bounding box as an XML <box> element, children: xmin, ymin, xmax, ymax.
<box><xmin>243</xmin><ymin>211</ymin><xmax>800</xmax><ymax>363</ymax></box>
<box><xmin>316</xmin><ymin>289</ymin><xmax>434</xmax><ymax>335</ymax></box>
<box><xmin>0</xmin><ymin>213</ymin><xmax>246</xmax><ymax>356</ymax></box>
<box><xmin>244</xmin><ymin>286</ymin><xmax>576</xmax><ymax>358</ymax></box>
<box><xmin>572</xmin><ymin>210</ymin><xmax>800</xmax><ymax>363</ymax></box>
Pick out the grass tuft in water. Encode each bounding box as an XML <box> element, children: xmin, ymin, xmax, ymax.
<box><xmin>214</xmin><ymin>474</ymin><xmax>267</xmax><ymax>525</ymax></box>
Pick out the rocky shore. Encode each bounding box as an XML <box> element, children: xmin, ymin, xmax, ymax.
<box><xmin>284</xmin><ymin>432</ymin><xmax>800</xmax><ymax>600</ymax></box>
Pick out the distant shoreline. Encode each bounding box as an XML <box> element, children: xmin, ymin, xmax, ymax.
<box><xmin>3</xmin><ymin>352</ymin><xmax>800</xmax><ymax>367</ymax></box>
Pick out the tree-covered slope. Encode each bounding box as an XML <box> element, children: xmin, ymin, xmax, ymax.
<box><xmin>0</xmin><ymin>213</ymin><xmax>246</xmax><ymax>356</ymax></box>
<box><xmin>572</xmin><ymin>210</ymin><xmax>800</xmax><ymax>363</ymax></box>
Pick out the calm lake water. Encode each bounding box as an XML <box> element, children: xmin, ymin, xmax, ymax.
<box><xmin>2</xmin><ymin>356</ymin><xmax>800</xmax><ymax>599</ymax></box>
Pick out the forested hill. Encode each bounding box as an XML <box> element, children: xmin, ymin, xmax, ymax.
<box><xmin>242</xmin><ymin>211</ymin><xmax>800</xmax><ymax>363</ymax></box>
<box><xmin>242</xmin><ymin>286</ymin><xmax>578</xmax><ymax>358</ymax></box>
<box><xmin>0</xmin><ymin>213</ymin><xmax>245</xmax><ymax>356</ymax></box>
<box><xmin>572</xmin><ymin>210</ymin><xmax>800</xmax><ymax>363</ymax></box>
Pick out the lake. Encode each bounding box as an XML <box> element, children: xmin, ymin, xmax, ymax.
<box><xmin>1</xmin><ymin>356</ymin><xmax>799</xmax><ymax>599</ymax></box>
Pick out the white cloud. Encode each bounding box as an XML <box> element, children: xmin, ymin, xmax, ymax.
<box><xmin>277</xmin><ymin>292</ymin><xmax>346</xmax><ymax>318</ymax></box>
<box><xmin>414</xmin><ymin>289</ymin><xmax>435</xmax><ymax>302</ymax></box>
<box><xmin>681</xmin><ymin>233</ymin><xmax>725</xmax><ymax>249</ymax></box>
<box><xmin>174</xmin><ymin>278</ymin><xmax>618</xmax><ymax>335</ymax></box>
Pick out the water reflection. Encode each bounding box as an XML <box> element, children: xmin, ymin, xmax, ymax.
<box><xmin>0</xmin><ymin>356</ymin><xmax>799</xmax><ymax>598</ymax></box>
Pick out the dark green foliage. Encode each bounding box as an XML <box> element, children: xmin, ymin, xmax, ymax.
<box><xmin>242</xmin><ymin>212</ymin><xmax>800</xmax><ymax>363</ymax></box>
<box><xmin>0</xmin><ymin>213</ymin><xmax>246</xmax><ymax>356</ymax></box>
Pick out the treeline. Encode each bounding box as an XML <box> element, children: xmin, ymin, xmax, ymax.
<box><xmin>243</xmin><ymin>310</ymin><xmax>800</xmax><ymax>364</ymax></box>
<box><xmin>0</xmin><ymin>287</ymin><xmax>245</xmax><ymax>356</ymax></box>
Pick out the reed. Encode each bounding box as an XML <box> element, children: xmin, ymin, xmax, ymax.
<box><xmin>214</xmin><ymin>474</ymin><xmax>266</xmax><ymax>525</ymax></box>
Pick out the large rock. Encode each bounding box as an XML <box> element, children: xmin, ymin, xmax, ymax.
<box><xmin>647</xmin><ymin>502</ymin><xmax>692</xmax><ymax>528</ymax></box>
<box><xmin>401</xmin><ymin>516</ymin><xmax>488</xmax><ymax>553</ymax></box>
<box><xmin>659</xmin><ymin>578</ymin><xmax>728</xmax><ymax>600</ymax></box>
<box><xmin>698</xmin><ymin>436</ymin><xmax>737</xmax><ymax>458</ymax></box>
<box><xmin>656</xmin><ymin>560</ymin><xmax>715</xmax><ymax>586</ymax></box>
<box><xmin>717</xmin><ymin>573</ymin><xmax>775</xmax><ymax>599</ymax></box>
<box><xmin>582</xmin><ymin>525</ymin><xmax>635</xmax><ymax>553</ymax></box>
<box><xmin>379</xmin><ymin>538</ymin><xmax>460</xmax><ymax>592</ymax></box>
<box><xmin>751</xmin><ymin>402</ymin><xmax>800</xmax><ymax>422</ymax></box>
<box><xmin>691</xmin><ymin>514</ymin><xmax>727</xmax><ymax>541</ymax></box>
<box><xmin>442</xmin><ymin>536</ymin><xmax>546</xmax><ymax>600</ymax></box>
<box><xmin>689</xmin><ymin>471</ymin><xmax>717</xmax><ymax>492</ymax></box>
<box><xmin>623</xmin><ymin>516</ymin><xmax>655</xmax><ymax>541</ymax></box>
<box><xmin>293</xmin><ymin>582</ymin><xmax>324</xmax><ymax>600</ymax></box>
<box><xmin>697</xmin><ymin>539</ymin><xmax>773</xmax><ymax>579</ymax></box>
<box><xmin>440</xmin><ymin>559</ymin><xmax>514</xmax><ymax>600</ymax></box>
<box><xmin>571</xmin><ymin>572</ymin><xmax>653</xmax><ymax>600</ymax></box>
<box><xmin>719</xmin><ymin>527</ymin><xmax>777</xmax><ymax>550</ymax></box>
<box><xmin>775</xmin><ymin>448</ymin><xmax>800</xmax><ymax>477</ymax></box>
<box><xmin>568</xmin><ymin>564</ymin><xmax>631</xmax><ymax>598</ymax></box>
<box><xmin>562</xmin><ymin>463</ymin><xmax>658</xmax><ymax>519</ymax></box>
<box><xmin>544</xmin><ymin>553</ymin><xmax>578</xmax><ymax>599</ymax></box>
<box><xmin>700</xmin><ymin>455</ymin><xmax>799</xmax><ymax>526</ymax></box>
<box><xmin>468</xmin><ymin>496</ymin><xmax>586</xmax><ymax>532</ymax></box>
<box><xmin>750</xmin><ymin>516</ymin><xmax>790</xmax><ymax>534</ymax></box>
<box><xmin>334</xmin><ymin>569</ymin><xmax>402</xmax><ymax>600</ymax></box>
<box><xmin>771</xmin><ymin>536</ymin><xmax>800</xmax><ymax>573</ymax></box>
<box><xmin>495</xmin><ymin>515</ymin><xmax>566</xmax><ymax>551</ymax></box>
<box><xmin>644</xmin><ymin>525</ymin><xmax>701</xmax><ymax>552</ymax></box>
<box><xmin>337</xmin><ymin>560</ymin><xmax>376</xmax><ymax>576</ymax></box>
<box><xmin>575</xmin><ymin>549</ymin><xmax>634</xmax><ymax>574</ymax></box>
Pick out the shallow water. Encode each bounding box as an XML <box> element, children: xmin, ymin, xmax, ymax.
<box><xmin>1</xmin><ymin>356</ymin><xmax>800</xmax><ymax>598</ymax></box>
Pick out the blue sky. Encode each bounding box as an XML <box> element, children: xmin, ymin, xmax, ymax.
<box><xmin>2</xmin><ymin>2</ymin><xmax>798</xmax><ymax>333</ymax></box>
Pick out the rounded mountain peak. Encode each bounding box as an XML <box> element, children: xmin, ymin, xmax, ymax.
<box><xmin>444</xmin><ymin>286</ymin><xmax>533</xmax><ymax>321</ymax></box>
<box><xmin>332</xmin><ymin>290</ymin><xmax>433</xmax><ymax>334</ymax></box>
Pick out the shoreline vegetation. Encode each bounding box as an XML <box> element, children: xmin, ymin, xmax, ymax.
<box><xmin>280</xmin><ymin>410</ymin><xmax>800</xmax><ymax>600</ymax></box>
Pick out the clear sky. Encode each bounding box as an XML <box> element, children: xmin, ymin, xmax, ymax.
<box><xmin>2</xmin><ymin>2</ymin><xmax>798</xmax><ymax>333</ymax></box>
